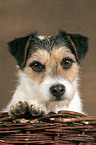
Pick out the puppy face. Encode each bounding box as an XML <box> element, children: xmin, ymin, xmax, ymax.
<box><xmin>22</xmin><ymin>47</ymin><xmax>78</xmax><ymax>106</ymax></box>
<box><xmin>8</xmin><ymin>30</ymin><xmax>88</xmax><ymax>108</ymax></box>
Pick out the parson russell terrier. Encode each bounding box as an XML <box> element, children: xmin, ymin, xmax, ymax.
<box><xmin>4</xmin><ymin>30</ymin><xmax>88</xmax><ymax>116</ymax></box>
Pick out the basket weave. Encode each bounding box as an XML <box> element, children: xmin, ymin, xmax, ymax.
<box><xmin>0</xmin><ymin>111</ymin><xmax>96</xmax><ymax>145</ymax></box>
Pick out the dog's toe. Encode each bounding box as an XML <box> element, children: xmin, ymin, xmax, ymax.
<box><xmin>10</xmin><ymin>101</ymin><xmax>28</xmax><ymax>116</ymax></box>
<box><xmin>29</xmin><ymin>105</ymin><xmax>45</xmax><ymax>116</ymax></box>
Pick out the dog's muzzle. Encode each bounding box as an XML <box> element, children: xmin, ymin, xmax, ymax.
<box><xmin>50</xmin><ymin>84</ymin><xmax>65</xmax><ymax>101</ymax></box>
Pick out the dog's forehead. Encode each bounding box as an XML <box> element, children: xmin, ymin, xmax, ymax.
<box><xmin>29</xmin><ymin>35</ymin><xmax>67</xmax><ymax>53</ymax></box>
<box><xmin>27</xmin><ymin>46</ymin><xmax>76</xmax><ymax>67</ymax></box>
<box><xmin>27</xmin><ymin>35</ymin><xmax>76</xmax><ymax>63</ymax></box>
<box><xmin>30</xmin><ymin>35</ymin><xmax>76</xmax><ymax>56</ymax></box>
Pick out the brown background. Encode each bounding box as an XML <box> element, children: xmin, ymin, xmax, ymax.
<box><xmin>0</xmin><ymin>0</ymin><xmax>96</xmax><ymax>115</ymax></box>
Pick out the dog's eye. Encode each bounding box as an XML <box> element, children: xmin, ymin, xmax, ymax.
<box><xmin>29</xmin><ymin>61</ymin><xmax>45</xmax><ymax>72</ymax></box>
<box><xmin>61</xmin><ymin>58</ymin><xmax>74</xmax><ymax>69</ymax></box>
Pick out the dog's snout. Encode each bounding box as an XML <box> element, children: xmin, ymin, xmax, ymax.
<box><xmin>50</xmin><ymin>84</ymin><xmax>65</xmax><ymax>99</ymax></box>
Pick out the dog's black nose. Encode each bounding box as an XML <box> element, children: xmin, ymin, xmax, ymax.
<box><xmin>50</xmin><ymin>84</ymin><xmax>65</xmax><ymax>100</ymax></box>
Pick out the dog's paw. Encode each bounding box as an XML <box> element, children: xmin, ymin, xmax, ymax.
<box><xmin>29</xmin><ymin>105</ymin><xmax>45</xmax><ymax>117</ymax></box>
<box><xmin>10</xmin><ymin>101</ymin><xmax>28</xmax><ymax>116</ymax></box>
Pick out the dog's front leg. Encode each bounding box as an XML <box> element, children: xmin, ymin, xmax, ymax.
<box><xmin>6</xmin><ymin>95</ymin><xmax>47</xmax><ymax>117</ymax></box>
<box><xmin>9</xmin><ymin>101</ymin><xmax>46</xmax><ymax>116</ymax></box>
<box><xmin>7</xmin><ymin>100</ymin><xmax>46</xmax><ymax>116</ymax></box>
<box><xmin>27</xmin><ymin>100</ymin><xmax>47</xmax><ymax>116</ymax></box>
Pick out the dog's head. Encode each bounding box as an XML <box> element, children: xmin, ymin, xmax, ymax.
<box><xmin>8</xmin><ymin>30</ymin><xmax>88</xmax><ymax>109</ymax></box>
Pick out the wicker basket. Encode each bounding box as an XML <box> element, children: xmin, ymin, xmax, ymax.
<box><xmin>0</xmin><ymin>111</ymin><xmax>96</xmax><ymax>145</ymax></box>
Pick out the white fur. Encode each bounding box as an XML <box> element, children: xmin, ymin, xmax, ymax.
<box><xmin>38</xmin><ymin>36</ymin><xmax>46</xmax><ymax>40</ymax></box>
<box><xmin>5</xmin><ymin>69</ymin><xmax>83</xmax><ymax>114</ymax></box>
<box><xmin>38</xmin><ymin>35</ymin><xmax>51</xmax><ymax>40</ymax></box>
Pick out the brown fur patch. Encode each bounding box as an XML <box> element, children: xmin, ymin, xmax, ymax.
<box><xmin>23</xmin><ymin>47</ymin><xmax>79</xmax><ymax>84</ymax></box>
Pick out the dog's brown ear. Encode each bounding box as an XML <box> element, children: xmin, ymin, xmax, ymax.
<box><xmin>67</xmin><ymin>33</ymin><xmax>89</xmax><ymax>63</ymax></box>
<box><xmin>7</xmin><ymin>32</ymin><xmax>37</xmax><ymax>68</ymax></box>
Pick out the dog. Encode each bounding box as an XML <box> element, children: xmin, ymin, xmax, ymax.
<box><xmin>4</xmin><ymin>30</ymin><xmax>88</xmax><ymax>116</ymax></box>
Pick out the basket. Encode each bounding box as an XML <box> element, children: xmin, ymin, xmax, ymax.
<box><xmin>0</xmin><ymin>111</ymin><xmax>96</xmax><ymax>145</ymax></box>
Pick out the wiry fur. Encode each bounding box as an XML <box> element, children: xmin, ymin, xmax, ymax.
<box><xmin>3</xmin><ymin>30</ymin><xmax>88</xmax><ymax>115</ymax></box>
<box><xmin>6</xmin><ymin>70</ymin><xmax>82</xmax><ymax>114</ymax></box>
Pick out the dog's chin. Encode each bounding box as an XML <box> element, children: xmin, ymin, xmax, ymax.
<box><xmin>46</xmin><ymin>98</ymin><xmax>72</xmax><ymax>113</ymax></box>
<box><xmin>47</xmin><ymin>94</ymin><xmax>73</xmax><ymax>106</ymax></box>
